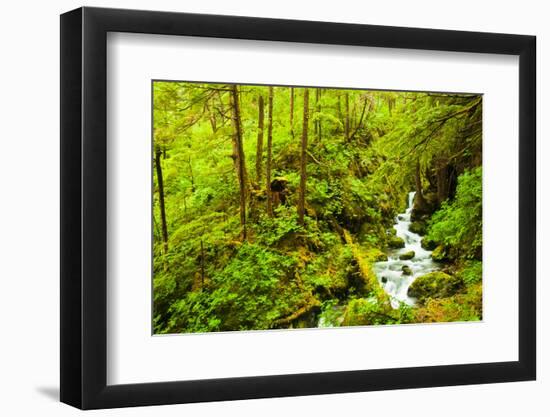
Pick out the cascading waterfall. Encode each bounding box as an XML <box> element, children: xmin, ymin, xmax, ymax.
<box><xmin>373</xmin><ymin>191</ymin><xmax>439</xmax><ymax>309</ymax></box>
<box><xmin>318</xmin><ymin>192</ymin><xmax>440</xmax><ymax>327</ymax></box>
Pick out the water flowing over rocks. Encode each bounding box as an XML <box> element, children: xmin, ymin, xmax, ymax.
<box><xmin>373</xmin><ymin>192</ymin><xmax>440</xmax><ymax>309</ymax></box>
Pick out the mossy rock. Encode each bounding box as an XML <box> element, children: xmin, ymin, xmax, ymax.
<box><xmin>386</xmin><ymin>228</ymin><xmax>397</xmax><ymax>236</ymax></box>
<box><xmin>431</xmin><ymin>245</ymin><xmax>448</xmax><ymax>262</ymax></box>
<box><xmin>365</xmin><ymin>248</ymin><xmax>388</xmax><ymax>262</ymax></box>
<box><xmin>402</xmin><ymin>265</ymin><xmax>412</xmax><ymax>275</ymax></box>
<box><xmin>421</xmin><ymin>236</ymin><xmax>438</xmax><ymax>251</ymax></box>
<box><xmin>399</xmin><ymin>250</ymin><xmax>415</xmax><ymax>260</ymax></box>
<box><xmin>409</xmin><ymin>221</ymin><xmax>427</xmax><ymax>235</ymax></box>
<box><xmin>341</xmin><ymin>298</ymin><xmax>392</xmax><ymax>326</ymax></box>
<box><xmin>407</xmin><ymin>271</ymin><xmax>463</xmax><ymax>302</ymax></box>
<box><xmin>388</xmin><ymin>236</ymin><xmax>405</xmax><ymax>249</ymax></box>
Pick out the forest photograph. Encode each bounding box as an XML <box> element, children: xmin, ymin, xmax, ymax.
<box><xmin>152</xmin><ymin>81</ymin><xmax>483</xmax><ymax>335</ymax></box>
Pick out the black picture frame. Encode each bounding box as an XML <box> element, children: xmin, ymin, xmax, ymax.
<box><xmin>60</xmin><ymin>6</ymin><xmax>536</xmax><ymax>410</ymax></box>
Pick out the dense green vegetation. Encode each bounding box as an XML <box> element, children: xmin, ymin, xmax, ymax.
<box><xmin>152</xmin><ymin>82</ymin><xmax>483</xmax><ymax>334</ymax></box>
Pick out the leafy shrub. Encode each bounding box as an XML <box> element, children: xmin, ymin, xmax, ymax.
<box><xmin>460</xmin><ymin>260</ymin><xmax>483</xmax><ymax>285</ymax></box>
<box><xmin>163</xmin><ymin>243</ymin><xmax>303</xmax><ymax>333</ymax></box>
<box><xmin>414</xmin><ymin>283</ymin><xmax>482</xmax><ymax>323</ymax></box>
<box><xmin>427</xmin><ymin>167</ymin><xmax>482</xmax><ymax>259</ymax></box>
<box><xmin>342</xmin><ymin>297</ymin><xmax>413</xmax><ymax>326</ymax></box>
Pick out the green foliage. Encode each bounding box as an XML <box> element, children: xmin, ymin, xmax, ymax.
<box><xmin>460</xmin><ymin>260</ymin><xmax>483</xmax><ymax>285</ymax></box>
<box><xmin>408</xmin><ymin>271</ymin><xmax>464</xmax><ymax>303</ymax></box>
<box><xmin>414</xmin><ymin>283</ymin><xmax>482</xmax><ymax>323</ymax></box>
<box><xmin>342</xmin><ymin>297</ymin><xmax>414</xmax><ymax>326</ymax></box>
<box><xmin>302</xmin><ymin>244</ymin><xmax>354</xmax><ymax>295</ymax></box>
<box><xmin>152</xmin><ymin>81</ymin><xmax>483</xmax><ymax>333</ymax></box>
<box><xmin>253</xmin><ymin>206</ymin><xmax>302</xmax><ymax>247</ymax></box>
<box><xmin>161</xmin><ymin>243</ymin><xmax>303</xmax><ymax>333</ymax></box>
<box><xmin>427</xmin><ymin>167</ymin><xmax>482</xmax><ymax>259</ymax></box>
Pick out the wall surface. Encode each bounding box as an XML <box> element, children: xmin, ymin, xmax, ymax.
<box><xmin>0</xmin><ymin>1</ymin><xmax>545</xmax><ymax>415</ymax></box>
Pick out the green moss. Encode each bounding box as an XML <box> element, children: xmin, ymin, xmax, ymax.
<box><xmin>414</xmin><ymin>283</ymin><xmax>482</xmax><ymax>322</ymax></box>
<box><xmin>431</xmin><ymin>245</ymin><xmax>448</xmax><ymax>262</ymax></box>
<box><xmin>409</xmin><ymin>221</ymin><xmax>427</xmax><ymax>235</ymax></box>
<box><xmin>407</xmin><ymin>271</ymin><xmax>463</xmax><ymax>302</ymax></box>
<box><xmin>421</xmin><ymin>236</ymin><xmax>438</xmax><ymax>250</ymax></box>
<box><xmin>341</xmin><ymin>297</ymin><xmax>413</xmax><ymax>326</ymax></box>
<box><xmin>388</xmin><ymin>236</ymin><xmax>405</xmax><ymax>249</ymax></box>
<box><xmin>364</xmin><ymin>247</ymin><xmax>388</xmax><ymax>262</ymax></box>
<box><xmin>399</xmin><ymin>250</ymin><xmax>415</xmax><ymax>260</ymax></box>
<box><xmin>401</xmin><ymin>265</ymin><xmax>412</xmax><ymax>275</ymax></box>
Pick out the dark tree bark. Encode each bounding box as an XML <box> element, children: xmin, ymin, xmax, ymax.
<box><xmin>187</xmin><ymin>156</ymin><xmax>195</xmax><ymax>192</ymax></box>
<box><xmin>298</xmin><ymin>89</ymin><xmax>309</xmax><ymax>226</ymax></box>
<box><xmin>344</xmin><ymin>92</ymin><xmax>350</xmax><ymax>141</ymax></box>
<box><xmin>205</xmin><ymin>101</ymin><xmax>217</xmax><ymax>133</ymax></box>
<box><xmin>200</xmin><ymin>239</ymin><xmax>205</xmax><ymax>290</ymax></box>
<box><xmin>436</xmin><ymin>160</ymin><xmax>449</xmax><ymax>204</ymax></box>
<box><xmin>414</xmin><ymin>159</ymin><xmax>428</xmax><ymax>210</ymax></box>
<box><xmin>230</xmin><ymin>85</ymin><xmax>248</xmax><ymax>241</ymax></box>
<box><xmin>315</xmin><ymin>88</ymin><xmax>322</xmax><ymax>143</ymax></box>
<box><xmin>266</xmin><ymin>87</ymin><xmax>274</xmax><ymax>217</ymax></box>
<box><xmin>290</xmin><ymin>87</ymin><xmax>295</xmax><ymax>139</ymax></box>
<box><xmin>155</xmin><ymin>148</ymin><xmax>168</xmax><ymax>255</ymax></box>
<box><xmin>348</xmin><ymin>95</ymin><xmax>369</xmax><ymax>141</ymax></box>
<box><xmin>255</xmin><ymin>95</ymin><xmax>265</xmax><ymax>185</ymax></box>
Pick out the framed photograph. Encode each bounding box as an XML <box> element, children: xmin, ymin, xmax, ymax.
<box><xmin>60</xmin><ymin>6</ymin><xmax>536</xmax><ymax>409</ymax></box>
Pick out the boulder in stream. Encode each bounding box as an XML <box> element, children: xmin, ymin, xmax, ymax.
<box><xmin>407</xmin><ymin>271</ymin><xmax>463</xmax><ymax>302</ymax></box>
<box><xmin>399</xmin><ymin>250</ymin><xmax>415</xmax><ymax>260</ymax></box>
<box><xmin>401</xmin><ymin>265</ymin><xmax>412</xmax><ymax>275</ymax></box>
<box><xmin>388</xmin><ymin>236</ymin><xmax>405</xmax><ymax>249</ymax></box>
<box><xmin>409</xmin><ymin>221</ymin><xmax>427</xmax><ymax>235</ymax></box>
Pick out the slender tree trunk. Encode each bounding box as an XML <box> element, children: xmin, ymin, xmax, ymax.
<box><xmin>348</xmin><ymin>96</ymin><xmax>369</xmax><ymax>141</ymax></box>
<box><xmin>255</xmin><ymin>95</ymin><xmax>265</xmax><ymax>185</ymax></box>
<box><xmin>290</xmin><ymin>88</ymin><xmax>295</xmax><ymax>139</ymax></box>
<box><xmin>344</xmin><ymin>92</ymin><xmax>350</xmax><ymax>141</ymax></box>
<box><xmin>187</xmin><ymin>156</ymin><xmax>195</xmax><ymax>192</ymax></box>
<box><xmin>436</xmin><ymin>160</ymin><xmax>449</xmax><ymax>204</ymax></box>
<box><xmin>316</xmin><ymin>88</ymin><xmax>322</xmax><ymax>143</ymax></box>
<box><xmin>230</xmin><ymin>85</ymin><xmax>248</xmax><ymax>241</ymax></box>
<box><xmin>414</xmin><ymin>159</ymin><xmax>427</xmax><ymax>210</ymax></box>
<box><xmin>266</xmin><ymin>87</ymin><xmax>274</xmax><ymax>217</ymax></box>
<box><xmin>298</xmin><ymin>89</ymin><xmax>309</xmax><ymax>226</ymax></box>
<box><xmin>155</xmin><ymin>148</ymin><xmax>168</xmax><ymax>255</ymax></box>
<box><xmin>200</xmin><ymin>239</ymin><xmax>205</xmax><ymax>290</ymax></box>
<box><xmin>205</xmin><ymin>101</ymin><xmax>217</xmax><ymax>133</ymax></box>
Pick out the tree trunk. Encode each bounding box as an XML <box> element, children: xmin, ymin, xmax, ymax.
<box><xmin>315</xmin><ymin>88</ymin><xmax>322</xmax><ymax>143</ymax></box>
<box><xmin>205</xmin><ymin>101</ymin><xmax>217</xmax><ymax>133</ymax></box>
<box><xmin>200</xmin><ymin>239</ymin><xmax>205</xmax><ymax>290</ymax></box>
<box><xmin>436</xmin><ymin>160</ymin><xmax>449</xmax><ymax>204</ymax></box>
<box><xmin>155</xmin><ymin>148</ymin><xmax>168</xmax><ymax>255</ymax></box>
<box><xmin>255</xmin><ymin>95</ymin><xmax>265</xmax><ymax>185</ymax></box>
<box><xmin>298</xmin><ymin>89</ymin><xmax>309</xmax><ymax>226</ymax></box>
<box><xmin>230</xmin><ymin>85</ymin><xmax>248</xmax><ymax>241</ymax></box>
<box><xmin>414</xmin><ymin>159</ymin><xmax>427</xmax><ymax>210</ymax></box>
<box><xmin>266</xmin><ymin>87</ymin><xmax>274</xmax><ymax>217</ymax></box>
<box><xmin>290</xmin><ymin>87</ymin><xmax>295</xmax><ymax>139</ymax></box>
<box><xmin>344</xmin><ymin>92</ymin><xmax>350</xmax><ymax>141</ymax></box>
<box><xmin>187</xmin><ymin>156</ymin><xmax>195</xmax><ymax>192</ymax></box>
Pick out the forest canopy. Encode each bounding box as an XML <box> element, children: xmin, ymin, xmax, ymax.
<box><xmin>152</xmin><ymin>81</ymin><xmax>483</xmax><ymax>334</ymax></box>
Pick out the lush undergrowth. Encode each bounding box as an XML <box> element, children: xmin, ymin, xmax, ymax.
<box><xmin>153</xmin><ymin>83</ymin><xmax>483</xmax><ymax>334</ymax></box>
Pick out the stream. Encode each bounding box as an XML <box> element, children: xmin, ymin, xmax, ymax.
<box><xmin>373</xmin><ymin>191</ymin><xmax>439</xmax><ymax>308</ymax></box>
<box><xmin>318</xmin><ymin>192</ymin><xmax>439</xmax><ymax>327</ymax></box>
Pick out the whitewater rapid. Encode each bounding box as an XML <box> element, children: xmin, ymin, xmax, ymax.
<box><xmin>373</xmin><ymin>191</ymin><xmax>439</xmax><ymax>309</ymax></box>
